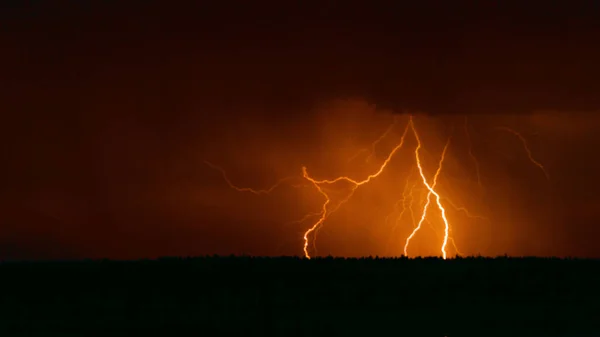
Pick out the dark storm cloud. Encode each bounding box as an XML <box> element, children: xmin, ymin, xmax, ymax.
<box><xmin>1</xmin><ymin>1</ymin><xmax>600</xmax><ymax>259</ymax></box>
<box><xmin>2</xmin><ymin>1</ymin><xmax>598</xmax><ymax>115</ymax></box>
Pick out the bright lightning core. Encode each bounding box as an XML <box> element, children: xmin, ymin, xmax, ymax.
<box><xmin>205</xmin><ymin>107</ymin><xmax>549</xmax><ymax>259</ymax></box>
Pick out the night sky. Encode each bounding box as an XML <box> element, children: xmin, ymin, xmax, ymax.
<box><xmin>2</xmin><ymin>1</ymin><xmax>600</xmax><ymax>260</ymax></box>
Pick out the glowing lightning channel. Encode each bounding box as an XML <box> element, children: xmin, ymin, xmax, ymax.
<box><xmin>206</xmin><ymin>113</ymin><xmax>552</xmax><ymax>260</ymax></box>
<box><xmin>301</xmin><ymin>118</ymin><xmax>413</xmax><ymax>259</ymax></box>
<box><xmin>208</xmin><ymin>114</ymin><xmax>470</xmax><ymax>260</ymax></box>
<box><xmin>204</xmin><ymin>160</ymin><xmax>299</xmax><ymax>195</ymax></box>
<box><xmin>348</xmin><ymin>115</ymin><xmax>400</xmax><ymax>163</ymax></box>
<box><xmin>443</xmin><ymin>197</ymin><xmax>489</xmax><ymax>221</ymax></box>
<box><xmin>384</xmin><ymin>175</ymin><xmax>420</xmax><ymax>256</ymax></box>
<box><xmin>495</xmin><ymin>127</ymin><xmax>550</xmax><ymax>180</ymax></box>
<box><xmin>304</xmin><ymin>122</ymin><xmax>411</xmax><ymax>187</ymax></box>
<box><xmin>301</xmin><ymin>172</ymin><xmax>332</xmax><ymax>259</ymax></box>
<box><xmin>403</xmin><ymin>121</ymin><xmax>452</xmax><ymax>259</ymax></box>
<box><xmin>386</xmin><ymin>174</ymin><xmax>418</xmax><ymax>231</ymax></box>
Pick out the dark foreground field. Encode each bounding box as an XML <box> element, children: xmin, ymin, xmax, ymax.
<box><xmin>1</xmin><ymin>256</ymin><xmax>599</xmax><ymax>336</ymax></box>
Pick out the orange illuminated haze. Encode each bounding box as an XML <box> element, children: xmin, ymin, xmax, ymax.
<box><xmin>205</xmin><ymin>102</ymin><xmax>550</xmax><ymax>259</ymax></box>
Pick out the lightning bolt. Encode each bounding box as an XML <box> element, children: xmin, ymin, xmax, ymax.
<box><xmin>403</xmin><ymin>123</ymin><xmax>452</xmax><ymax>259</ymax></box>
<box><xmin>204</xmin><ymin>160</ymin><xmax>300</xmax><ymax>195</ymax></box>
<box><xmin>302</xmin><ymin>115</ymin><xmax>463</xmax><ymax>260</ymax></box>
<box><xmin>301</xmin><ymin>118</ymin><xmax>412</xmax><ymax>259</ymax></box>
<box><xmin>384</xmin><ymin>174</ymin><xmax>419</xmax><ymax>255</ymax></box>
<box><xmin>495</xmin><ymin>127</ymin><xmax>550</xmax><ymax>180</ymax></box>
<box><xmin>207</xmin><ymin>111</ymin><xmax>547</xmax><ymax>260</ymax></box>
<box><xmin>207</xmin><ymin>115</ymin><xmax>465</xmax><ymax>259</ymax></box>
<box><xmin>443</xmin><ymin>197</ymin><xmax>489</xmax><ymax>221</ymax></box>
<box><xmin>386</xmin><ymin>173</ymin><xmax>418</xmax><ymax>232</ymax></box>
<box><xmin>348</xmin><ymin>115</ymin><xmax>401</xmax><ymax>163</ymax></box>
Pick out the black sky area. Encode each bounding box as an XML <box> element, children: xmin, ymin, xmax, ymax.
<box><xmin>1</xmin><ymin>1</ymin><xmax>600</xmax><ymax>260</ymax></box>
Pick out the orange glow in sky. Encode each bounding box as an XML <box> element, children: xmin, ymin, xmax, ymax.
<box><xmin>205</xmin><ymin>105</ymin><xmax>551</xmax><ymax>259</ymax></box>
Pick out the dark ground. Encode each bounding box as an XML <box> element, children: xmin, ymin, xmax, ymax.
<box><xmin>0</xmin><ymin>256</ymin><xmax>598</xmax><ymax>336</ymax></box>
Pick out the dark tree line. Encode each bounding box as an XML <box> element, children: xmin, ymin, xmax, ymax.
<box><xmin>0</xmin><ymin>256</ymin><xmax>598</xmax><ymax>336</ymax></box>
